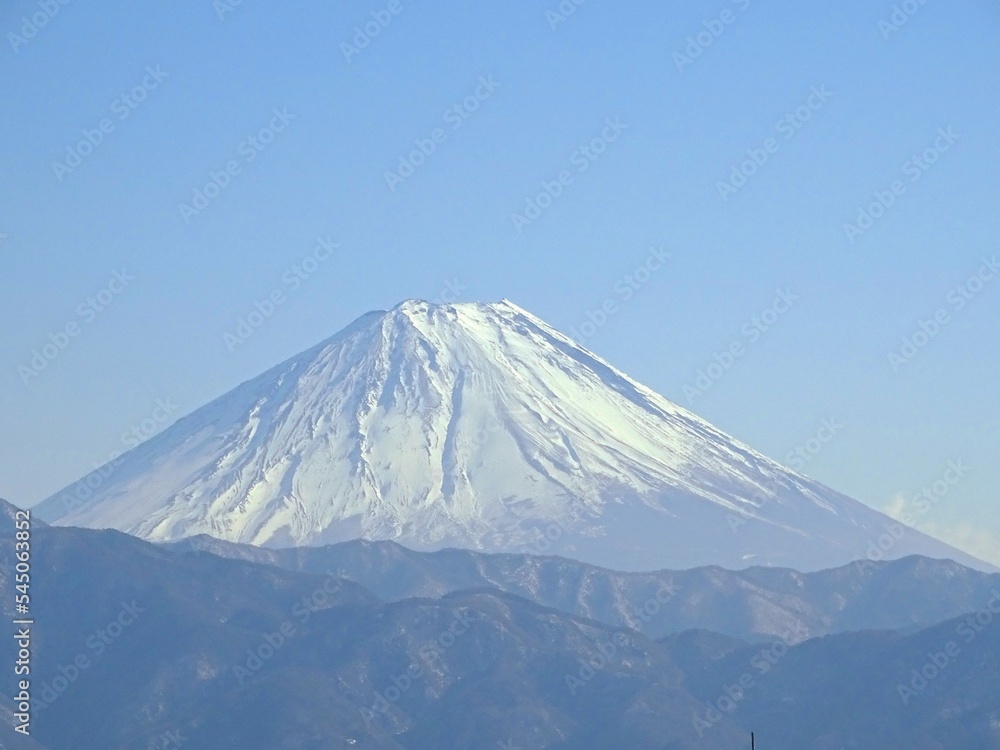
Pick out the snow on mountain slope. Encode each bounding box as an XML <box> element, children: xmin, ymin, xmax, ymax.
<box><xmin>33</xmin><ymin>300</ymin><xmax>988</xmax><ymax>571</ymax></box>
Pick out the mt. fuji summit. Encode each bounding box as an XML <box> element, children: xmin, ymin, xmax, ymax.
<box><xmin>35</xmin><ymin>300</ymin><xmax>986</xmax><ymax>571</ymax></box>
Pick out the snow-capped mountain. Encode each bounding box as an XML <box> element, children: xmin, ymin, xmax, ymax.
<box><xmin>33</xmin><ymin>300</ymin><xmax>987</xmax><ymax>571</ymax></box>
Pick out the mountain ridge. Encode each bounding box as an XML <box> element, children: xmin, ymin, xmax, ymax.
<box><xmin>33</xmin><ymin>300</ymin><xmax>987</xmax><ymax>572</ymax></box>
<box><xmin>3</xmin><ymin>522</ymin><xmax>998</xmax><ymax>750</ymax></box>
<box><xmin>167</xmin><ymin>535</ymin><xmax>1000</xmax><ymax>642</ymax></box>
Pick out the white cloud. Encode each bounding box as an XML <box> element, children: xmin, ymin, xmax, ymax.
<box><xmin>919</xmin><ymin>522</ymin><xmax>1000</xmax><ymax>567</ymax></box>
<box><xmin>881</xmin><ymin>492</ymin><xmax>1000</xmax><ymax>567</ymax></box>
<box><xmin>883</xmin><ymin>492</ymin><xmax>909</xmax><ymax>521</ymax></box>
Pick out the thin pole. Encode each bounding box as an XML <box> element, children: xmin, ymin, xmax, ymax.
<box><xmin>751</xmin><ymin>732</ymin><xmax>755</xmax><ymax>750</ymax></box>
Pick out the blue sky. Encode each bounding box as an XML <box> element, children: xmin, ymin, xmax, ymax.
<box><xmin>1</xmin><ymin>0</ymin><xmax>998</xmax><ymax>563</ymax></box>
